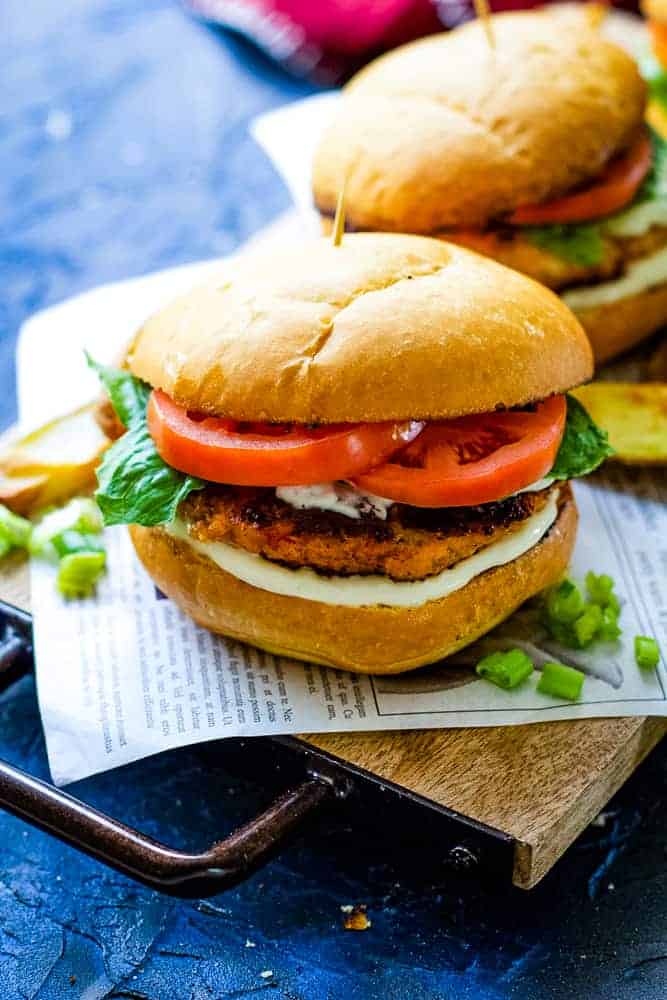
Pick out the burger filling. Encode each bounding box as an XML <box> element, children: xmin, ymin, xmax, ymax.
<box><xmin>448</xmin><ymin>128</ymin><xmax>667</xmax><ymax>309</ymax></box>
<box><xmin>90</xmin><ymin>358</ymin><xmax>612</xmax><ymax>606</ymax></box>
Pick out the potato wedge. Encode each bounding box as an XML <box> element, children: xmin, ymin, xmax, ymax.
<box><xmin>572</xmin><ymin>382</ymin><xmax>667</xmax><ymax>465</ymax></box>
<box><xmin>0</xmin><ymin>404</ymin><xmax>109</xmax><ymax>514</ymax></box>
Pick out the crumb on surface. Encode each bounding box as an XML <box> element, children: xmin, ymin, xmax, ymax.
<box><xmin>245</xmin><ymin>938</ymin><xmax>256</xmax><ymax>948</ymax></box>
<box><xmin>343</xmin><ymin>904</ymin><xmax>372</xmax><ymax>931</ymax></box>
<box><xmin>259</xmin><ymin>970</ymin><xmax>273</xmax><ymax>979</ymax></box>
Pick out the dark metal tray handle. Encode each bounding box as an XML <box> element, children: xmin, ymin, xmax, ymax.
<box><xmin>0</xmin><ymin>600</ymin><xmax>339</xmax><ymax>896</ymax></box>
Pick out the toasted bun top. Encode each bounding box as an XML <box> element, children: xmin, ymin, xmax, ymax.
<box><xmin>312</xmin><ymin>10</ymin><xmax>646</xmax><ymax>232</ymax></box>
<box><xmin>643</xmin><ymin>0</ymin><xmax>667</xmax><ymax>21</ymax></box>
<box><xmin>128</xmin><ymin>233</ymin><xmax>593</xmax><ymax>423</ymax></box>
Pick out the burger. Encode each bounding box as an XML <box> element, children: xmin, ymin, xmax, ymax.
<box><xmin>91</xmin><ymin>234</ymin><xmax>610</xmax><ymax>675</ymax></box>
<box><xmin>312</xmin><ymin>10</ymin><xmax>667</xmax><ymax>365</ymax></box>
<box><xmin>644</xmin><ymin>0</ymin><xmax>667</xmax><ymax>69</ymax></box>
<box><xmin>641</xmin><ymin>0</ymin><xmax>667</xmax><ymax>136</ymax></box>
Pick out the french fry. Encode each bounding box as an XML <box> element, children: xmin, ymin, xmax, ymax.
<box><xmin>572</xmin><ymin>382</ymin><xmax>667</xmax><ymax>465</ymax></box>
<box><xmin>0</xmin><ymin>404</ymin><xmax>109</xmax><ymax>515</ymax></box>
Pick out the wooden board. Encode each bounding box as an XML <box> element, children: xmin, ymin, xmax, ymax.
<box><xmin>3</xmin><ymin>558</ymin><xmax>664</xmax><ymax>889</ymax></box>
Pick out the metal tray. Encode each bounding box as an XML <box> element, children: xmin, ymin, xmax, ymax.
<box><xmin>0</xmin><ymin>599</ymin><xmax>512</xmax><ymax>896</ymax></box>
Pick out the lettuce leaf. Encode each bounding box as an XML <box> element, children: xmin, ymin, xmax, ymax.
<box><xmin>523</xmin><ymin>130</ymin><xmax>667</xmax><ymax>265</ymax></box>
<box><xmin>90</xmin><ymin>361</ymin><xmax>609</xmax><ymax>526</ymax></box>
<box><xmin>632</xmin><ymin>127</ymin><xmax>667</xmax><ymax>204</ymax></box>
<box><xmin>550</xmin><ymin>394</ymin><xmax>614</xmax><ymax>481</ymax></box>
<box><xmin>523</xmin><ymin>224</ymin><xmax>604</xmax><ymax>266</ymax></box>
<box><xmin>641</xmin><ymin>54</ymin><xmax>667</xmax><ymax>114</ymax></box>
<box><xmin>89</xmin><ymin>359</ymin><xmax>204</xmax><ymax>526</ymax></box>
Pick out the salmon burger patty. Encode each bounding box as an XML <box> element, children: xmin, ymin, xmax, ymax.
<box><xmin>180</xmin><ymin>484</ymin><xmax>565</xmax><ymax>582</ymax></box>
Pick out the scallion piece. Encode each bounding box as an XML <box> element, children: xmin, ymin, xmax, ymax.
<box><xmin>52</xmin><ymin>530</ymin><xmax>105</xmax><ymax>559</ymax></box>
<box><xmin>475</xmin><ymin>649</ymin><xmax>534</xmax><ymax>690</ymax></box>
<box><xmin>574</xmin><ymin>604</ymin><xmax>603</xmax><ymax>648</ymax></box>
<box><xmin>57</xmin><ymin>551</ymin><xmax>106</xmax><ymax>599</ymax></box>
<box><xmin>599</xmin><ymin>606</ymin><xmax>622</xmax><ymax>643</ymax></box>
<box><xmin>634</xmin><ymin>636</ymin><xmax>660</xmax><ymax>670</ymax></box>
<box><xmin>537</xmin><ymin>662</ymin><xmax>585</xmax><ymax>701</ymax></box>
<box><xmin>546</xmin><ymin>580</ymin><xmax>585</xmax><ymax>624</ymax></box>
<box><xmin>585</xmin><ymin>571</ymin><xmax>615</xmax><ymax>607</ymax></box>
<box><xmin>30</xmin><ymin>497</ymin><xmax>103</xmax><ymax>556</ymax></box>
<box><xmin>0</xmin><ymin>505</ymin><xmax>32</xmax><ymax>549</ymax></box>
<box><xmin>0</xmin><ymin>530</ymin><xmax>14</xmax><ymax>560</ymax></box>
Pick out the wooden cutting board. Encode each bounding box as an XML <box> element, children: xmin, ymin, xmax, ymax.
<box><xmin>2</xmin><ymin>558</ymin><xmax>664</xmax><ymax>889</ymax></box>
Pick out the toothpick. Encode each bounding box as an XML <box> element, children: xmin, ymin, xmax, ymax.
<box><xmin>473</xmin><ymin>0</ymin><xmax>495</xmax><ymax>50</ymax></box>
<box><xmin>332</xmin><ymin>179</ymin><xmax>347</xmax><ymax>247</ymax></box>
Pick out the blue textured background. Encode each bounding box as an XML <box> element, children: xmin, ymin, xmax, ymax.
<box><xmin>2</xmin><ymin>2</ymin><xmax>667</xmax><ymax>997</ymax></box>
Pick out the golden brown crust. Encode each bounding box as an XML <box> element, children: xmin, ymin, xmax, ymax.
<box><xmin>574</xmin><ymin>281</ymin><xmax>667</xmax><ymax>364</ymax></box>
<box><xmin>312</xmin><ymin>11</ymin><xmax>645</xmax><ymax>233</ymax></box>
<box><xmin>643</xmin><ymin>0</ymin><xmax>667</xmax><ymax>22</ymax></box>
<box><xmin>127</xmin><ymin>234</ymin><xmax>592</xmax><ymax>423</ymax></box>
<box><xmin>182</xmin><ymin>486</ymin><xmax>552</xmax><ymax>582</ymax></box>
<box><xmin>129</xmin><ymin>487</ymin><xmax>577</xmax><ymax>675</ymax></box>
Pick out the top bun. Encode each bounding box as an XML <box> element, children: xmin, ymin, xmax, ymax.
<box><xmin>128</xmin><ymin>233</ymin><xmax>592</xmax><ymax>423</ymax></box>
<box><xmin>312</xmin><ymin>10</ymin><xmax>646</xmax><ymax>233</ymax></box>
<box><xmin>643</xmin><ymin>0</ymin><xmax>667</xmax><ymax>20</ymax></box>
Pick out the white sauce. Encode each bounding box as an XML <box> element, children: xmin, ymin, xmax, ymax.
<box><xmin>166</xmin><ymin>488</ymin><xmax>560</xmax><ymax>609</ymax></box>
<box><xmin>275</xmin><ymin>477</ymin><xmax>555</xmax><ymax>522</ymax></box>
<box><xmin>513</xmin><ymin>476</ymin><xmax>554</xmax><ymax>497</ymax></box>
<box><xmin>563</xmin><ymin>244</ymin><xmax>667</xmax><ymax>310</ymax></box>
<box><xmin>605</xmin><ymin>200</ymin><xmax>667</xmax><ymax>238</ymax></box>
<box><xmin>275</xmin><ymin>482</ymin><xmax>393</xmax><ymax>520</ymax></box>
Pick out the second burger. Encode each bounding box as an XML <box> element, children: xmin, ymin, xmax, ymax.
<box><xmin>92</xmin><ymin>234</ymin><xmax>611</xmax><ymax>674</ymax></box>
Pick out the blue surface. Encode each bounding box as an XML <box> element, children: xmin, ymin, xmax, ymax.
<box><xmin>2</xmin><ymin>2</ymin><xmax>667</xmax><ymax>998</ymax></box>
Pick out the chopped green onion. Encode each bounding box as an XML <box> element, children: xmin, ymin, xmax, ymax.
<box><xmin>30</xmin><ymin>497</ymin><xmax>103</xmax><ymax>556</ymax></box>
<box><xmin>546</xmin><ymin>580</ymin><xmax>585</xmax><ymax>624</ymax></box>
<box><xmin>585</xmin><ymin>571</ymin><xmax>615</xmax><ymax>607</ymax></box>
<box><xmin>634</xmin><ymin>636</ymin><xmax>660</xmax><ymax>670</ymax></box>
<box><xmin>0</xmin><ymin>505</ymin><xmax>32</xmax><ymax>549</ymax></box>
<box><xmin>57</xmin><ymin>551</ymin><xmax>106</xmax><ymax>599</ymax></box>
<box><xmin>574</xmin><ymin>604</ymin><xmax>603</xmax><ymax>648</ymax></box>
<box><xmin>52</xmin><ymin>530</ymin><xmax>105</xmax><ymax>559</ymax></box>
<box><xmin>0</xmin><ymin>531</ymin><xmax>14</xmax><ymax>560</ymax></box>
<box><xmin>475</xmin><ymin>649</ymin><xmax>534</xmax><ymax>690</ymax></box>
<box><xmin>599</xmin><ymin>606</ymin><xmax>622</xmax><ymax>643</ymax></box>
<box><xmin>606</xmin><ymin>592</ymin><xmax>621</xmax><ymax>616</ymax></box>
<box><xmin>537</xmin><ymin>662</ymin><xmax>585</xmax><ymax>701</ymax></box>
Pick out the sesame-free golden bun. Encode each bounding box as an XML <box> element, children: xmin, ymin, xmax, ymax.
<box><xmin>312</xmin><ymin>10</ymin><xmax>646</xmax><ymax>233</ymax></box>
<box><xmin>127</xmin><ymin>233</ymin><xmax>592</xmax><ymax>423</ymax></box>
<box><xmin>572</xmin><ymin>282</ymin><xmax>667</xmax><ymax>364</ymax></box>
<box><xmin>643</xmin><ymin>0</ymin><xmax>667</xmax><ymax>23</ymax></box>
<box><xmin>129</xmin><ymin>488</ymin><xmax>577</xmax><ymax>675</ymax></box>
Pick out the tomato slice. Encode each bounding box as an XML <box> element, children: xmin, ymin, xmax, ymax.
<box><xmin>509</xmin><ymin>131</ymin><xmax>652</xmax><ymax>226</ymax></box>
<box><xmin>651</xmin><ymin>21</ymin><xmax>667</xmax><ymax>70</ymax></box>
<box><xmin>147</xmin><ymin>390</ymin><xmax>425</xmax><ymax>486</ymax></box>
<box><xmin>353</xmin><ymin>396</ymin><xmax>566</xmax><ymax>508</ymax></box>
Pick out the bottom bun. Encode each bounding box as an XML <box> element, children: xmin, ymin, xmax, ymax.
<box><xmin>129</xmin><ymin>487</ymin><xmax>577</xmax><ymax>675</ymax></box>
<box><xmin>571</xmin><ymin>282</ymin><xmax>667</xmax><ymax>365</ymax></box>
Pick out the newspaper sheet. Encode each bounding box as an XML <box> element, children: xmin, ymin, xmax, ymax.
<box><xmin>15</xmin><ymin>94</ymin><xmax>667</xmax><ymax>784</ymax></box>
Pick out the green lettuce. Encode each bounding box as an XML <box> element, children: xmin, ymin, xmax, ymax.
<box><xmin>641</xmin><ymin>54</ymin><xmax>667</xmax><ymax>115</ymax></box>
<box><xmin>88</xmin><ymin>358</ymin><xmax>204</xmax><ymax>526</ymax></box>
<box><xmin>550</xmin><ymin>394</ymin><xmax>614</xmax><ymax>481</ymax></box>
<box><xmin>523</xmin><ymin>224</ymin><xmax>604</xmax><ymax>267</ymax></box>
<box><xmin>523</xmin><ymin>129</ymin><xmax>667</xmax><ymax>265</ymax></box>
<box><xmin>90</xmin><ymin>360</ymin><xmax>610</xmax><ymax>528</ymax></box>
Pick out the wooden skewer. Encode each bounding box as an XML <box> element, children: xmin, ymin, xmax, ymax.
<box><xmin>473</xmin><ymin>0</ymin><xmax>495</xmax><ymax>50</ymax></box>
<box><xmin>332</xmin><ymin>179</ymin><xmax>347</xmax><ymax>247</ymax></box>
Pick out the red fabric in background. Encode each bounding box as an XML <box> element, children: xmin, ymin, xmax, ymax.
<box><xmin>186</xmin><ymin>0</ymin><xmax>641</xmax><ymax>82</ymax></box>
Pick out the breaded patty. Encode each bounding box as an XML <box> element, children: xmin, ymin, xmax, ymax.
<box><xmin>437</xmin><ymin>225</ymin><xmax>667</xmax><ymax>292</ymax></box>
<box><xmin>181</xmin><ymin>484</ymin><xmax>562</xmax><ymax>581</ymax></box>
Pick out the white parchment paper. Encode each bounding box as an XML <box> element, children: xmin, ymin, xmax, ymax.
<box><xmin>16</xmin><ymin>98</ymin><xmax>667</xmax><ymax>785</ymax></box>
